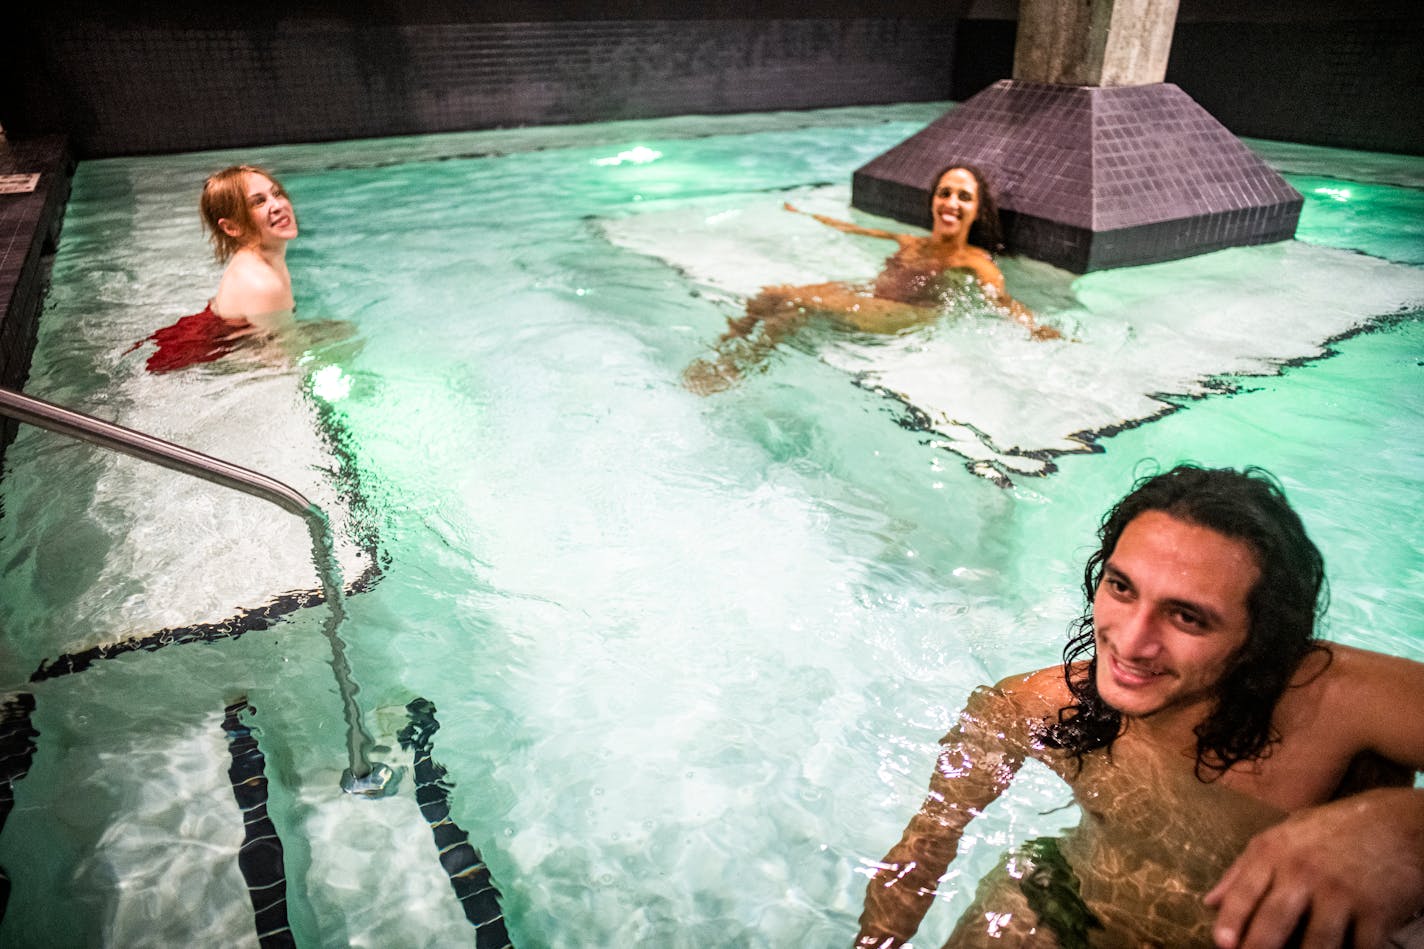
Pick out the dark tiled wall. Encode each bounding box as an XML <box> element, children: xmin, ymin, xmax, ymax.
<box><xmin>0</xmin><ymin>138</ymin><xmax>72</xmax><ymax>467</ymax></box>
<box><xmin>2</xmin><ymin>12</ymin><xmax>957</xmax><ymax>158</ymax></box>
<box><xmin>6</xmin><ymin>7</ymin><xmax>1417</xmax><ymax>159</ymax></box>
<box><xmin>1168</xmin><ymin>19</ymin><xmax>1424</xmax><ymax>156</ymax></box>
<box><xmin>952</xmin><ymin>17</ymin><xmax>1424</xmax><ymax>156</ymax></box>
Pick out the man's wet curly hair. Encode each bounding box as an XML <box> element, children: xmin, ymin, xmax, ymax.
<box><xmin>1042</xmin><ymin>464</ymin><xmax>1329</xmax><ymax>778</ymax></box>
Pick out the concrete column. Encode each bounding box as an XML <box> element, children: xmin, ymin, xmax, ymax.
<box><xmin>1014</xmin><ymin>0</ymin><xmax>1180</xmax><ymax>86</ymax></box>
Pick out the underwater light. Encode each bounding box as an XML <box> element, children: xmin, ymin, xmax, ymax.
<box><xmin>1314</xmin><ymin>186</ymin><xmax>1352</xmax><ymax>202</ymax></box>
<box><xmin>593</xmin><ymin>146</ymin><xmax>663</xmax><ymax>167</ymax></box>
<box><xmin>309</xmin><ymin>364</ymin><xmax>351</xmax><ymax>402</ymax></box>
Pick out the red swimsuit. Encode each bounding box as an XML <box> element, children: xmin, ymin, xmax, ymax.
<box><xmin>128</xmin><ymin>305</ymin><xmax>251</xmax><ymax>373</ymax></box>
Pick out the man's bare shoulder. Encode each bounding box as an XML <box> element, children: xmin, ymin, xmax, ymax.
<box><xmin>959</xmin><ymin>666</ymin><xmax>1073</xmax><ymax>732</ymax></box>
<box><xmin>992</xmin><ymin>666</ymin><xmax>1073</xmax><ymax>708</ymax></box>
<box><xmin>1288</xmin><ymin>642</ymin><xmax>1424</xmax><ymax>772</ymax></box>
<box><xmin>1318</xmin><ymin>640</ymin><xmax>1424</xmax><ymax>673</ymax></box>
<box><xmin>1297</xmin><ymin>642</ymin><xmax>1424</xmax><ymax>698</ymax></box>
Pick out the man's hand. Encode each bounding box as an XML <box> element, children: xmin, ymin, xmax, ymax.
<box><xmin>1205</xmin><ymin>789</ymin><xmax>1424</xmax><ymax>949</ymax></box>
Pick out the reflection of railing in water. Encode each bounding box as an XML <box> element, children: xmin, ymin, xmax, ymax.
<box><xmin>0</xmin><ymin>385</ymin><xmax>395</xmax><ymax>796</ymax></box>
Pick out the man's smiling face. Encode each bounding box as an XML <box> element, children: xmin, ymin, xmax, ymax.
<box><xmin>1092</xmin><ymin>510</ymin><xmax>1259</xmax><ymax>723</ymax></box>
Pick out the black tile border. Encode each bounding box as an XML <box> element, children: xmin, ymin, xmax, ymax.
<box><xmin>223</xmin><ymin>699</ymin><xmax>296</xmax><ymax>949</ymax></box>
<box><xmin>860</xmin><ymin>306</ymin><xmax>1424</xmax><ymax>488</ymax></box>
<box><xmin>0</xmin><ymin>693</ymin><xmax>39</xmax><ymax>925</ymax></box>
<box><xmin>29</xmin><ymin>559</ymin><xmax>385</xmax><ymax>683</ymax></box>
<box><xmin>398</xmin><ymin>698</ymin><xmax>512</xmax><ymax>948</ymax></box>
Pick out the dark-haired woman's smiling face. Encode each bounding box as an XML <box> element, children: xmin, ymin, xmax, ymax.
<box><xmin>931</xmin><ymin>168</ymin><xmax>979</xmax><ymax>240</ymax></box>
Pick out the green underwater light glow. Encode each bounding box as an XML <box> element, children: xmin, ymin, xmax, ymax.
<box><xmin>308</xmin><ymin>364</ymin><xmax>351</xmax><ymax>402</ymax></box>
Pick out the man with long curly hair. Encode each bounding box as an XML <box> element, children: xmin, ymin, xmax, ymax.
<box><xmin>856</xmin><ymin>465</ymin><xmax>1424</xmax><ymax>949</ymax></box>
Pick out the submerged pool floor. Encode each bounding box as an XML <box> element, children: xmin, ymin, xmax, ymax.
<box><xmin>0</xmin><ymin>104</ymin><xmax>1422</xmax><ymax>946</ymax></box>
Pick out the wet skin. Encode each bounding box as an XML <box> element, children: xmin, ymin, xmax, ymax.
<box><xmin>684</xmin><ymin>167</ymin><xmax>1057</xmax><ymax>394</ymax></box>
<box><xmin>856</xmin><ymin>511</ymin><xmax>1424</xmax><ymax>948</ymax></box>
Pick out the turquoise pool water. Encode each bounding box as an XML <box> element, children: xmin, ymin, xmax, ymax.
<box><xmin>1</xmin><ymin>104</ymin><xmax>1421</xmax><ymax>946</ymax></box>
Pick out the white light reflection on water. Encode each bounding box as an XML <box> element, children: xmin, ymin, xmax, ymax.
<box><xmin>593</xmin><ymin>145</ymin><xmax>664</xmax><ymax>167</ymax></box>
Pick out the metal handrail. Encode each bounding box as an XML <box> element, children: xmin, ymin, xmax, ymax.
<box><xmin>0</xmin><ymin>386</ymin><xmax>316</xmax><ymax>517</ymax></box>
<box><xmin>0</xmin><ymin>385</ymin><xmax>394</xmax><ymax>796</ymax></box>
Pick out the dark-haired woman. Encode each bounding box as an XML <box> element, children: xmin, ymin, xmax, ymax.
<box><xmin>684</xmin><ymin>165</ymin><xmax>1059</xmax><ymax>394</ymax></box>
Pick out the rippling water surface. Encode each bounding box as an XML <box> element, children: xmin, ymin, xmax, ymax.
<box><xmin>1</xmin><ymin>104</ymin><xmax>1421</xmax><ymax>946</ymax></box>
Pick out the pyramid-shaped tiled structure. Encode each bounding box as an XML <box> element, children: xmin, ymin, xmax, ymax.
<box><xmin>852</xmin><ymin>80</ymin><xmax>1302</xmax><ymax>272</ymax></box>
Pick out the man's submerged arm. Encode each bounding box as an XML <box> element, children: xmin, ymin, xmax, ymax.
<box><xmin>855</xmin><ymin>684</ymin><xmax>1031</xmax><ymax>948</ymax></box>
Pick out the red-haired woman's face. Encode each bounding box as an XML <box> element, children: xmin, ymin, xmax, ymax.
<box><xmin>226</xmin><ymin>172</ymin><xmax>297</xmax><ymax>248</ymax></box>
